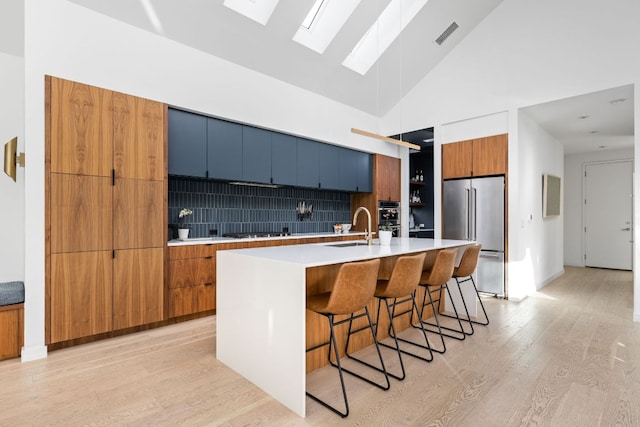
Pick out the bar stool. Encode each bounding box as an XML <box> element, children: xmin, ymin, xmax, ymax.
<box><xmin>345</xmin><ymin>252</ymin><xmax>431</xmax><ymax>381</ymax></box>
<box><xmin>305</xmin><ymin>258</ymin><xmax>389</xmax><ymax>418</ymax></box>
<box><xmin>444</xmin><ymin>244</ymin><xmax>489</xmax><ymax>334</ymax></box>
<box><xmin>413</xmin><ymin>248</ymin><xmax>464</xmax><ymax>354</ymax></box>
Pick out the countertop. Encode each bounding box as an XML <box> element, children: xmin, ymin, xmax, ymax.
<box><xmin>167</xmin><ymin>231</ymin><xmax>370</xmax><ymax>246</ymax></box>
<box><xmin>219</xmin><ymin>237</ymin><xmax>470</xmax><ymax>268</ymax></box>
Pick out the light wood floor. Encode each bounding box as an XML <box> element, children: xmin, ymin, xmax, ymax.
<box><xmin>1</xmin><ymin>266</ymin><xmax>638</xmax><ymax>426</ymax></box>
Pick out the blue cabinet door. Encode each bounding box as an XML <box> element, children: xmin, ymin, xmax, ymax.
<box><xmin>319</xmin><ymin>144</ymin><xmax>341</xmax><ymax>190</ymax></box>
<box><xmin>339</xmin><ymin>148</ymin><xmax>359</xmax><ymax>191</ymax></box>
<box><xmin>296</xmin><ymin>138</ymin><xmax>320</xmax><ymax>188</ymax></box>
<box><xmin>242</xmin><ymin>126</ymin><xmax>272</xmax><ymax>184</ymax></box>
<box><xmin>208</xmin><ymin>118</ymin><xmax>243</xmax><ymax>181</ymax></box>
<box><xmin>272</xmin><ymin>133</ymin><xmax>297</xmax><ymax>186</ymax></box>
<box><xmin>356</xmin><ymin>151</ymin><xmax>372</xmax><ymax>192</ymax></box>
<box><xmin>168</xmin><ymin>108</ymin><xmax>207</xmax><ymax>178</ymax></box>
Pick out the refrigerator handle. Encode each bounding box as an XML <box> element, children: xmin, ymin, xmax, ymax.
<box><xmin>473</xmin><ymin>187</ymin><xmax>478</xmax><ymax>241</ymax></box>
<box><xmin>465</xmin><ymin>187</ymin><xmax>471</xmax><ymax>240</ymax></box>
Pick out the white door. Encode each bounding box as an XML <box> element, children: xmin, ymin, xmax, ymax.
<box><xmin>584</xmin><ymin>160</ymin><xmax>633</xmax><ymax>270</ymax></box>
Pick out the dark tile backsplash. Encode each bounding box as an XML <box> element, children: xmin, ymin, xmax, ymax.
<box><xmin>168</xmin><ymin>177</ymin><xmax>352</xmax><ymax>238</ymax></box>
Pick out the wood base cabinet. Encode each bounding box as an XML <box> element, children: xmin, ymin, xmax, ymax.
<box><xmin>0</xmin><ymin>304</ymin><xmax>24</xmax><ymax>360</ymax></box>
<box><xmin>50</xmin><ymin>251</ymin><xmax>113</xmax><ymax>343</ymax></box>
<box><xmin>113</xmin><ymin>248</ymin><xmax>164</xmax><ymax>330</ymax></box>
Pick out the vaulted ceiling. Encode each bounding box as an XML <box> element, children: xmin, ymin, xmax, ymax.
<box><xmin>66</xmin><ymin>0</ymin><xmax>505</xmax><ymax>116</ymax></box>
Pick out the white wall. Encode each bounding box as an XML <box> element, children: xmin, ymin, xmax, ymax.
<box><xmin>382</xmin><ymin>0</ymin><xmax>640</xmax><ymax>310</ymax></box>
<box><xmin>511</xmin><ymin>112</ymin><xmax>564</xmax><ymax>298</ymax></box>
<box><xmin>564</xmin><ymin>147</ymin><xmax>634</xmax><ymax>267</ymax></box>
<box><xmin>0</xmin><ymin>51</ymin><xmax>25</xmax><ymax>283</ymax></box>
<box><xmin>22</xmin><ymin>0</ymin><xmax>404</xmax><ymax>359</ymax></box>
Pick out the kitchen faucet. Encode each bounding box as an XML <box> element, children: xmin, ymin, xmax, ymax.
<box><xmin>353</xmin><ymin>206</ymin><xmax>373</xmax><ymax>245</ymax></box>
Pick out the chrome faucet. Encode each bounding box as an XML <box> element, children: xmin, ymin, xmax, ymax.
<box><xmin>353</xmin><ymin>206</ymin><xmax>373</xmax><ymax>245</ymax></box>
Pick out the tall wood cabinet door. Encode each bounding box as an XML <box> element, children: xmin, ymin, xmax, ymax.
<box><xmin>50</xmin><ymin>78</ymin><xmax>113</xmax><ymax>176</ymax></box>
<box><xmin>113</xmin><ymin>179</ymin><xmax>164</xmax><ymax>250</ymax></box>
<box><xmin>50</xmin><ymin>174</ymin><xmax>112</xmax><ymax>253</ymax></box>
<box><xmin>50</xmin><ymin>251</ymin><xmax>113</xmax><ymax>343</ymax></box>
<box><xmin>472</xmin><ymin>134</ymin><xmax>508</xmax><ymax>176</ymax></box>
<box><xmin>442</xmin><ymin>140</ymin><xmax>473</xmax><ymax>179</ymax></box>
<box><xmin>113</xmin><ymin>94</ymin><xmax>165</xmax><ymax>181</ymax></box>
<box><xmin>375</xmin><ymin>155</ymin><xmax>401</xmax><ymax>201</ymax></box>
<box><xmin>136</xmin><ymin>98</ymin><xmax>165</xmax><ymax>181</ymax></box>
<box><xmin>112</xmin><ymin>91</ymin><xmax>137</xmax><ymax>180</ymax></box>
<box><xmin>113</xmin><ymin>248</ymin><xmax>164</xmax><ymax>329</ymax></box>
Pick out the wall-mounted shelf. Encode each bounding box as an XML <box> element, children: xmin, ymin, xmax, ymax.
<box><xmin>409</xmin><ymin>180</ymin><xmax>424</xmax><ymax>186</ymax></box>
<box><xmin>409</xmin><ymin>203</ymin><xmax>425</xmax><ymax>207</ymax></box>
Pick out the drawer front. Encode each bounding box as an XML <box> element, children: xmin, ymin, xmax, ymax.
<box><xmin>169</xmin><ymin>283</ymin><xmax>215</xmax><ymax>318</ymax></box>
<box><xmin>168</xmin><ymin>244</ymin><xmax>216</xmax><ymax>260</ymax></box>
<box><xmin>169</xmin><ymin>257</ymin><xmax>215</xmax><ymax>289</ymax></box>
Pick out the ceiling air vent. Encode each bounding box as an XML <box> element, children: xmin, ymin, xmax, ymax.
<box><xmin>435</xmin><ymin>21</ymin><xmax>459</xmax><ymax>45</ymax></box>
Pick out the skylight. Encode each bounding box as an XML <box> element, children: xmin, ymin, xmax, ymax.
<box><xmin>301</xmin><ymin>0</ymin><xmax>325</xmax><ymax>30</ymax></box>
<box><xmin>342</xmin><ymin>0</ymin><xmax>429</xmax><ymax>75</ymax></box>
<box><xmin>293</xmin><ymin>0</ymin><xmax>361</xmax><ymax>55</ymax></box>
<box><xmin>223</xmin><ymin>0</ymin><xmax>280</xmax><ymax>26</ymax></box>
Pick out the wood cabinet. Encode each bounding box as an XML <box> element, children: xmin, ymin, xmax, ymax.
<box><xmin>351</xmin><ymin>153</ymin><xmax>400</xmax><ymax>234</ymax></box>
<box><xmin>167</xmin><ymin>234</ymin><xmax>364</xmax><ymax>318</ymax></box>
<box><xmin>46</xmin><ymin>76</ymin><xmax>167</xmax><ymax>344</ymax></box>
<box><xmin>442</xmin><ymin>134</ymin><xmax>507</xmax><ymax>179</ymax></box>
<box><xmin>168</xmin><ymin>244</ymin><xmax>217</xmax><ymax>318</ymax></box>
<box><xmin>0</xmin><ymin>304</ymin><xmax>24</xmax><ymax>360</ymax></box>
<box><xmin>376</xmin><ymin>154</ymin><xmax>401</xmax><ymax>202</ymax></box>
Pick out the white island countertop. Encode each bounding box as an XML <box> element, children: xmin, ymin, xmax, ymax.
<box><xmin>219</xmin><ymin>237</ymin><xmax>468</xmax><ymax>267</ymax></box>
<box><xmin>216</xmin><ymin>237</ymin><xmax>471</xmax><ymax>417</ymax></box>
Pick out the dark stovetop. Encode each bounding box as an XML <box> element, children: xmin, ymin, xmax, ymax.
<box><xmin>222</xmin><ymin>232</ymin><xmax>291</xmax><ymax>239</ymax></box>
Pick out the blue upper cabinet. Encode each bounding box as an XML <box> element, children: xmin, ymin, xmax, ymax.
<box><xmin>339</xmin><ymin>148</ymin><xmax>359</xmax><ymax>191</ymax></box>
<box><xmin>318</xmin><ymin>144</ymin><xmax>341</xmax><ymax>190</ymax></box>
<box><xmin>355</xmin><ymin>150</ymin><xmax>372</xmax><ymax>192</ymax></box>
<box><xmin>242</xmin><ymin>126</ymin><xmax>272</xmax><ymax>183</ymax></box>
<box><xmin>296</xmin><ymin>138</ymin><xmax>320</xmax><ymax>188</ymax></box>
<box><xmin>168</xmin><ymin>108</ymin><xmax>372</xmax><ymax>192</ymax></box>
<box><xmin>339</xmin><ymin>148</ymin><xmax>372</xmax><ymax>192</ymax></box>
<box><xmin>272</xmin><ymin>133</ymin><xmax>297</xmax><ymax>186</ymax></box>
<box><xmin>208</xmin><ymin>118</ymin><xmax>243</xmax><ymax>181</ymax></box>
<box><xmin>168</xmin><ymin>108</ymin><xmax>207</xmax><ymax>178</ymax></box>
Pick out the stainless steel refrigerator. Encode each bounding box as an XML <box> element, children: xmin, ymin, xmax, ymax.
<box><xmin>443</xmin><ymin>176</ymin><xmax>505</xmax><ymax>296</ymax></box>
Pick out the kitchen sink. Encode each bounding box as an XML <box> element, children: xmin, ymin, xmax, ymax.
<box><xmin>327</xmin><ymin>241</ymin><xmax>368</xmax><ymax>247</ymax></box>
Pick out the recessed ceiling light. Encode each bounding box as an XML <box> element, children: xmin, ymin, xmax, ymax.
<box><xmin>610</xmin><ymin>98</ymin><xmax>627</xmax><ymax>105</ymax></box>
<box><xmin>598</xmin><ymin>145</ymin><xmax>607</xmax><ymax>149</ymax></box>
<box><xmin>578</xmin><ymin>115</ymin><xmax>589</xmax><ymax>119</ymax></box>
<box><xmin>590</xmin><ymin>130</ymin><xmax>599</xmax><ymax>134</ymax></box>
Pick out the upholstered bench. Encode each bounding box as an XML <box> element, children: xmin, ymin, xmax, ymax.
<box><xmin>0</xmin><ymin>281</ymin><xmax>24</xmax><ymax>360</ymax></box>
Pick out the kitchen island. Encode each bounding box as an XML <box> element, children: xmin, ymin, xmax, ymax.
<box><xmin>216</xmin><ymin>237</ymin><xmax>471</xmax><ymax>417</ymax></box>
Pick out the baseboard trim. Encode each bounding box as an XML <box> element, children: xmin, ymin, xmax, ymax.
<box><xmin>634</xmin><ymin>311</ymin><xmax>640</xmax><ymax>323</ymax></box>
<box><xmin>538</xmin><ymin>268</ymin><xmax>565</xmax><ymax>290</ymax></box>
<box><xmin>21</xmin><ymin>345</ymin><xmax>48</xmax><ymax>362</ymax></box>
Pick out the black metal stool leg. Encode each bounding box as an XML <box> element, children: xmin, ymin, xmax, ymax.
<box><xmin>306</xmin><ymin>314</ymin><xmax>350</xmax><ymax>418</ymax></box>
<box><xmin>387</xmin><ymin>291</ymin><xmax>434</xmax><ymax>363</ymax></box>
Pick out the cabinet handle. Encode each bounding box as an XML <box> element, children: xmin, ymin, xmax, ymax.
<box><xmin>205</xmin><ymin>256</ymin><xmax>213</xmax><ymax>259</ymax></box>
<box><xmin>204</xmin><ymin>282</ymin><xmax>214</xmax><ymax>286</ymax></box>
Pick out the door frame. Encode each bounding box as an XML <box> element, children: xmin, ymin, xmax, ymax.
<box><xmin>582</xmin><ymin>159</ymin><xmax>634</xmax><ymax>269</ymax></box>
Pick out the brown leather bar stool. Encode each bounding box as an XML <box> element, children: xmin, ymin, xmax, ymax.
<box><xmin>345</xmin><ymin>252</ymin><xmax>431</xmax><ymax>381</ymax></box>
<box><xmin>306</xmin><ymin>258</ymin><xmax>389</xmax><ymax>418</ymax></box>
<box><xmin>443</xmin><ymin>244</ymin><xmax>489</xmax><ymax>335</ymax></box>
<box><xmin>413</xmin><ymin>248</ymin><xmax>464</xmax><ymax>354</ymax></box>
